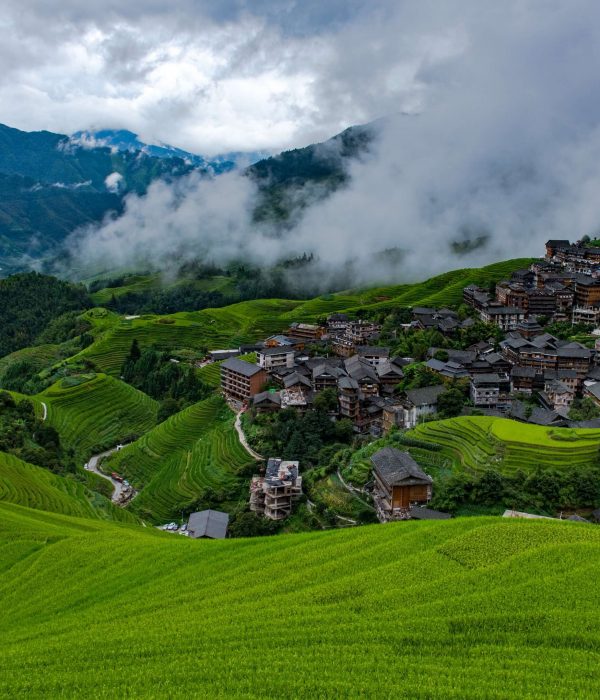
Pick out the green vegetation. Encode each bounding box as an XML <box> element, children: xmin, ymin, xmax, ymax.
<box><xmin>41</xmin><ymin>373</ymin><xmax>158</xmax><ymax>460</ymax></box>
<box><xmin>0</xmin><ymin>272</ymin><xmax>91</xmax><ymax>357</ymax></box>
<box><xmin>0</xmin><ymin>391</ymin><xmax>72</xmax><ymax>474</ymax></box>
<box><xmin>0</xmin><ymin>452</ymin><xmax>136</xmax><ymax>522</ymax></box>
<box><xmin>1</xmin><ymin>506</ymin><xmax>600</xmax><ymax>697</ymax></box>
<box><xmin>105</xmin><ymin>395</ymin><xmax>254</xmax><ymax>522</ymax></box>
<box><xmin>411</xmin><ymin>416</ymin><xmax>600</xmax><ymax>474</ymax></box>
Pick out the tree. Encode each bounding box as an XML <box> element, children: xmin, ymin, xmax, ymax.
<box><xmin>437</xmin><ymin>387</ymin><xmax>466</xmax><ymax>418</ymax></box>
<box><xmin>128</xmin><ymin>339</ymin><xmax>141</xmax><ymax>363</ymax></box>
<box><xmin>228</xmin><ymin>512</ymin><xmax>280</xmax><ymax>538</ymax></box>
<box><xmin>313</xmin><ymin>388</ymin><xmax>339</xmax><ymax>413</ymax></box>
<box><xmin>568</xmin><ymin>398</ymin><xmax>600</xmax><ymax>421</ymax></box>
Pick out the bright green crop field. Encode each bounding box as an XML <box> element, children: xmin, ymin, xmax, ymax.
<box><xmin>40</xmin><ymin>373</ymin><xmax>158</xmax><ymax>460</ymax></box>
<box><xmin>1</xmin><ymin>504</ymin><xmax>600</xmax><ymax>698</ymax></box>
<box><xmin>73</xmin><ymin>258</ymin><xmax>532</xmax><ymax>376</ymax></box>
<box><xmin>0</xmin><ymin>452</ymin><xmax>137</xmax><ymax>523</ymax></box>
<box><xmin>411</xmin><ymin>416</ymin><xmax>600</xmax><ymax>473</ymax></box>
<box><xmin>105</xmin><ymin>395</ymin><xmax>254</xmax><ymax>522</ymax></box>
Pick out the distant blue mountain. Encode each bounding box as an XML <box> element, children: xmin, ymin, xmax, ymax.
<box><xmin>70</xmin><ymin>129</ymin><xmax>267</xmax><ymax>174</ymax></box>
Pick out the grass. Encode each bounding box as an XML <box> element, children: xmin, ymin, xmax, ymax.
<box><xmin>39</xmin><ymin>373</ymin><xmax>158</xmax><ymax>460</ymax></box>
<box><xmin>0</xmin><ymin>452</ymin><xmax>137</xmax><ymax>523</ymax></box>
<box><xmin>411</xmin><ymin>416</ymin><xmax>600</xmax><ymax>474</ymax></box>
<box><xmin>104</xmin><ymin>395</ymin><xmax>255</xmax><ymax>522</ymax></box>
<box><xmin>75</xmin><ymin>258</ymin><xmax>533</xmax><ymax>376</ymax></box>
<box><xmin>1</xmin><ymin>505</ymin><xmax>600</xmax><ymax>697</ymax></box>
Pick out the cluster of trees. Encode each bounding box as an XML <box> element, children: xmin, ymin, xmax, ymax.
<box><xmin>0</xmin><ymin>392</ymin><xmax>73</xmax><ymax>473</ymax></box>
<box><xmin>0</xmin><ymin>272</ymin><xmax>92</xmax><ymax>357</ymax></box>
<box><xmin>105</xmin><ymin>286</ymin><xmax>228</xmax><ymax>315</ymax></box>
<box><xmin>246</xmin><ymin>407</ymin><xmax>354</xmax><ymax>466</ymax></box>
<box><xmin>568</xmin><ymin>398</ymin><xmax>600</xmax><ymax>421</ymax></box>
<box><xmin>431</xmin><ymin>465</ymin><xmax>600</xmax><ymax>514</ymax></box>
<box><xmin>121</xmin><ymin>341</ymin><xmax>209</xmax><ymax>419</ymax></box>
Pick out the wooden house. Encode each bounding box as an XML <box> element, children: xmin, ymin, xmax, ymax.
<box><xmin>371</xmin><ymin>447</ymin><xmax>432</xmax><ymax>522</ymax></box>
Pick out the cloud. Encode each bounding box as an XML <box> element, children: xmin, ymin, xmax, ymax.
<box><xmin>60</xmin><ymin>0</ymin><xmax>600</xmax><ymax>289</ymax></box>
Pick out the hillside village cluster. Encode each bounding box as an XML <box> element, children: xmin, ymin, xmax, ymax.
<box><xmin>214</xmin><ymin>239</ymin><xmax>600</xmax><ymax>525</ymax></box>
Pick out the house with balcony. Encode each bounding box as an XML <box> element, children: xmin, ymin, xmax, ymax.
<box><xmin>249</xmin><ymin>458</ymin><xmax>302</xmax><ymax>520</ymax></box>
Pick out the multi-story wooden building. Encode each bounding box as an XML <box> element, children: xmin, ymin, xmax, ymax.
<box><xmin>371</xmin><ymin>447</ymin><xmax>432</xmax><ymax>522</ymax></box>
<box><xmin>221</xmin><ymin>358</ymin><xmax>268</xmax><ymax>402</ymax></box>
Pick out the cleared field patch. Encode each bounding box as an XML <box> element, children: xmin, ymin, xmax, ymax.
<box><xmin>40</xmin><ymin>373</ymin><xmax>158</xmax><ymax>460</ymax></box>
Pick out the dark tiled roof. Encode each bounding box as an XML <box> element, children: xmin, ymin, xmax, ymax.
<box><xmin>371</xmin><ymin>447</ymin><xmax>432</xmax><ymax>486</ymax></box>
<box><xmin>222</xmin><ymin>358</ymin><xmax>264</xmax><ymax>377</ymax></box>
<box><xmin>188</xmin><ymin>510</ymin><xmax>229</xmax><ymax>539</ymax></box>
<box><xmin>405</xmin><ymin>384</ymin><xmax>445</xmax><ymax>407</ymax></box>
<box><xmin>253</xmin><ymin>391</ymin><xmax>281</xmax><ymax>405</ymax></box>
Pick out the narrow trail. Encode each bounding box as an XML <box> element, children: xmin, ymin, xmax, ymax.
<box><xmin>40</xmin><ymin>402</ymin><xmax>47</xmax><ymax>421</ymax></box>
<box><xmin>336</xmin><ymin>469</ymin><xmax>374</xmax><ymax>510</ymax></box>
<box><xmin>84</xmin><ymin>445</ymin><xmax>134</xmax><ymax>504</ymax></box>
<box><xmin>234</xmin><ymin>411</ymin><xmax>264</xmax><ymax>461</ymax></box>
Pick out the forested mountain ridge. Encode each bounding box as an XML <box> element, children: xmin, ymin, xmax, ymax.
<box><xmin>0</xmin><ymin>121</ymin><xmax>377</xmax><ymax>275</ymax></box>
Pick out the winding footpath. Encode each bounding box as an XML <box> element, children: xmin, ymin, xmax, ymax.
<box><xmin>234</xmin><ymin>411</ymin><xmax>264</xmax><ymax>461</ymax></box>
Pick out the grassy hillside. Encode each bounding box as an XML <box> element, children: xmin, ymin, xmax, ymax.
<box><xmin>78</xmin><ymin>258</ymin><xmax>532</xmax><ymax>376</ymax></box>
<box><xmin>40</xmin><ymin>373</ymin><xmax>158</xmax><ymax>460</ymax></box>
<box><xmin>411</xmin><ymin>416</ymin><xmax>600</xmax><ymax>473</ymax></box>
<box><xmin>105</xmin><ymin>395</ymin><xmax>254</xmax><ymax>522</ymax></box>
<box><xmin>1</xmin><ymin>505</ymin><xmax>600</xmax><ymax>697</ymax></box>
<box><xmin>0</xmin><ymin>452</ymin><xmax>136</xmax><ymax>523</ymax></box>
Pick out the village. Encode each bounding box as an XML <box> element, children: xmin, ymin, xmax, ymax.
<box><xmin>180</xmin><ymin>238</ymin><xmax>598</xmax><ymax>534</ymax></box>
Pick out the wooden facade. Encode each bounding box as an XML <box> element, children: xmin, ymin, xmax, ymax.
<box><xmin>371</xmin><ymin>447</ymin><xmax>432</xmax><ymax>522</ymax></box>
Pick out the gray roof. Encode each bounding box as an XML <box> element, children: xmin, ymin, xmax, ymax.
<box><xmin>188</xmin><ymin>510</ymin><xmax>229</xmax><ymax>539</ymax></box>
<box><xmin>222</xmin><ymin>357</ymin><xmax>264</xmax><ymax>377</ymax></box>
<box><xmin>283</xmin><ymin>372</ymin><xmax>312</xmax><ymax>389</ymax></box>
<box><xmin>357</xmin><ymin>345</ymin><xmax>390</xmax><ymax>357</ymax></box>
<box><xmin>405</xmin><ymin>384</ymin><xmax>445</xmax><ymax>407</ymax></box>
<box><xmin>259</xmin><ymin>346</ymin><xmax>295</xmax><ymax>356</ymax></box>
<box><xmin>408</xmin><ymin>506</ymin><xmax>452</xmax><ymax>520</ymax></box>
<box><xmin>253</xmin><ymin>391</ymin><xmax>281</xmax><ymax>406</ymax></box>
<box><xmin>371</xmin><ymin>447</ymin><xmax>432</xmax><ymax>486</ymax></box>
<box><xmin>471</xmin><ymin>373</ymin><xmax>506</xmax><ymax>385</ymax></box>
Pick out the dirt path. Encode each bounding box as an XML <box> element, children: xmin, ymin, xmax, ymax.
<box><xmin>84</xmin><ymin>446</ymin><xmax>132</xmax><ymax>504</ymax></box>
<box><xmin>234</xmin><ymin>411</ymin><xmax>264</xmax><ymax>461</ymax></box>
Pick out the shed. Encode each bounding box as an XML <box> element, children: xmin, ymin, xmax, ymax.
<box><xmin>187</xmin><ymin>510</ymin><xmax>230</xmax><ymax>539</ymax></box>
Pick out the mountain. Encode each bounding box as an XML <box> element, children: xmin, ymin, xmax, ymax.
<box><xmin>248</xmin><ymin>122</ymin><xmax>376</xmax><ymax>224</ymax></box>
<box><xmin>0</xmin><ymin>121</ymin><xmax>376</xmax><ymax>276</ymax></box>
<box><xmin>0</xmin><ymin>123</ymin><xmax>197</xmax><ymax>275</ymax></box>
<box><xmin>70</xmin><ymin>129</ymin><xmax>268</xmax><ymax>173</ymax></box>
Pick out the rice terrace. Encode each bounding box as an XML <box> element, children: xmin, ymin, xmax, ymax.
<box><xmin>3</xmin><ymin>3</ymin><xmax>600</xmax><ymax>695</ymax></box>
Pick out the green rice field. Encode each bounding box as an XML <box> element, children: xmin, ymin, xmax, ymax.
<box><xmin>105</xmin><ymin>395</ymin><xmax>255</xmax><ymax>522</ymax></box>
<box><xmin>0</xmin><ymin>504</ymin><xmax>599</xmax><ymax>697</ymax></box>
<box><xmin>411</xmin><ymin>416</ymin><xmax>600</xmax><ymax>473</ymax></box>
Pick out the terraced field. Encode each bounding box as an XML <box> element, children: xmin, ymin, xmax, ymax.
<box><xmin>40</xmin><ymin>373</ymin><xmax>158</xmax><ymax>460</ymax></box>
<box><xmin>105</xmin><ymin>395</ymin><xmax>254</xmax><ymax>522</ymax></box>
<box><xmin>411</xmin><ymin>416</ymin><xmax>600</xmax><ymax>473</ymax></box>
<box><xmin>76</xmin><ymin>259</ymin><xmax>532</xmax><ymax>376</ymax></box>
<box><xmin>1</xmin><ymin>505</ymin><xmax>600</xmax><ymax>697</ymax></box>
<box><xmin>0</xmin><ymin>452</ymin><xmax>137</xmax><ymax>522</ymax></box>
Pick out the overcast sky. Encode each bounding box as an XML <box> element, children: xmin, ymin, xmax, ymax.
<box><xmin>9</xmin><ymin>1</ymin><xmax>600</xmax><ymax>284</ymax></box>
<box><xmin>0</xmin><ymin>0</ymin><xmax>471</xmax><ymax>154</ymax></box>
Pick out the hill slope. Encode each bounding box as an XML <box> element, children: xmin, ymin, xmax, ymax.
<box><xmin>0</xmin><ymin>452</ymin><xmax>136</xmax><ymax>522</ymax></box>
<box><xmin>41</xmin><ymin>373</ymin><xmax>158</xmax><ymax>460</ymax></box>
<box><xmin>78</xmin><ymin>258</ymin><xmax>532</xmax><ymax>375</ymax></box>
<box><xmin>0</xmin><ymin>506</ymin><xmax>599</xmax><ymax>697</ymax></box>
